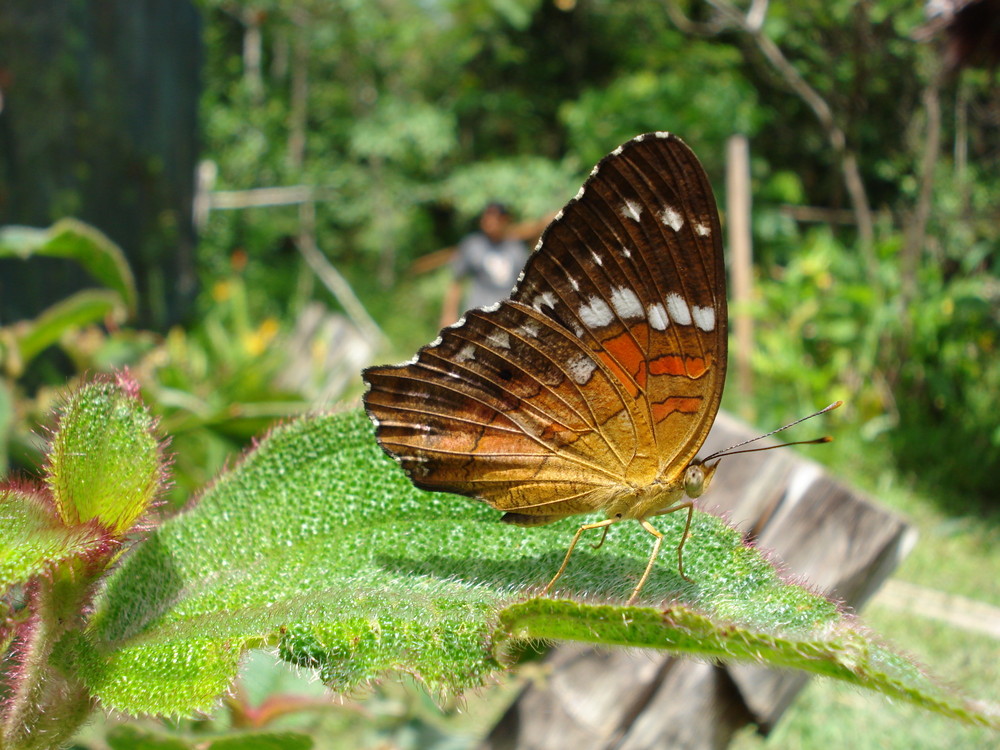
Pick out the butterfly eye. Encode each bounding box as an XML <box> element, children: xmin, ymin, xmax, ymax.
<box><xmin>683</xmin><ymin>464</ymin><xmax>707</xmax><ymax>498</ymax></box>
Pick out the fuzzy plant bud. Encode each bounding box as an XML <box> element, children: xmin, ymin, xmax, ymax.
<box><xmin>47</xmin><ymin>373</ymin><xmax>164</xmax><ymax>534</ymax></box>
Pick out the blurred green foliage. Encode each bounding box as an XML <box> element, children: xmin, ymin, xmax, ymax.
<box><xmin>0</xmin><ymin>226</ymin><xmax>316</xmax><ymax>503</ymax></box>
<box><xmin>0</xmin><ymin>220</ymin><xmax>137</xmax><ymax>472</ymax></box>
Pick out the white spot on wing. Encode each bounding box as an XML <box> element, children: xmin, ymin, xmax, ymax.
<box><xmin>666</xmin><ymin>292</ymin><xmax>692</xmax><ymax>325</ymax></box>
<box><xmin>578</xmin><ymin>297</ymin><xmax>614</xmax><ymax>328</ymax></box>
<box><xmin>692</xmin><ymin>305</ymin><xmax>716</xmax><ymax>332</ymax></box>
<box><xmin>486</xmin><ymin>330</ymin><xmax>511</xmax><ymax>349</ymax></box>
<box><xmin>621</xmin><ymin>246</ymin><xmax>632</xmax><ymax>258</ymax></box>
<box><xmin>611</xmin><ymin>144</ymin><xmax>624</xmax><ymax>156</ymax></box>
<box><xmin>566</xmin><ymin>353</ymin><xmax>597</xmax><ymax>384</ymax></box>
<box><xmin>533</xmin><ymin>292</ymin><xmax>558</xmax><ymax>311</ymax></box>
<box><xmin>591</xmin><ymin>251</ymin><xmax>604</xmax><ymax>267</ymax></box>
<box><xmin>610</xmin><ymin>287</ymin><xmax>643</xmax><ymax>319</ymax></box>
<box><xmin>661</xmin><ymin>206</ymin><xmax>684</xmax><ymax>232</ymax></box>
<box><xmin>648</xmin><ymin>303</ymin><xmax>669</xmax><ymax>331</ymax></box>
<box><xmin>455</xmin><ymin>344</ymin><xmax>476</xmax><ymax>362</ymax></box>
<box><xmin>695</xmin><ymin>222</ymin><xmax>711</xmax><ymax>237</ymax></box>
<box><xmin>575</xmin><ymin>186</ymin><xmax>585</xmax><ymax>200</ymax></box>
<box><xmin>620</xmin><ymin>200</ymin><xmax>643</xmax><ymax>222</ymax></box>
<box><xmin>568</xmin><ymin>276</ymin><xmax>580</xmax><ymax>292</ymax></box>
<box><xmin>517</xmin><ymin>321</ymin><xmax>541</xmax><ymax>338</ymax></box>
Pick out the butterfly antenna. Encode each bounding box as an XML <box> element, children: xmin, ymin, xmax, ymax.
<box><xmin>703</xmin><ymin>401</ymin><xmax>842</xmax><ymax>462</ymax></box>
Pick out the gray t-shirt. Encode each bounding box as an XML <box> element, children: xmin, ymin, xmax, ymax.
<box><xmin>452</xmin><ymin>232</ymin><xmax>529</xmax><ymax>311</ymax></box>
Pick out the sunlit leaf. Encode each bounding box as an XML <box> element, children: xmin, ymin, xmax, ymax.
<box><xmin>60</xmin><ymin>411</ymin><xmax>995</xmax><ymax>729</ymax></box>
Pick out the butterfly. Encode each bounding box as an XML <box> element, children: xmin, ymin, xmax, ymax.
<box><xmin>363</xmin><ymin>133</ymin><xmax>728</xmax><ymax>604</ymax></box>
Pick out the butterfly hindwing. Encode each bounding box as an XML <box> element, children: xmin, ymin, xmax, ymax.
<box><xmin>363</xmin><ymin>300</ymin><xmax>639</xmax><ymax>518</ymax></box>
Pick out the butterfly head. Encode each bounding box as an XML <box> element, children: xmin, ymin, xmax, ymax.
<box><xmin>683</xmin><ymin>460</ymin><xmax>718</xmax><ymax>499</ymax></box>
<box><xmin>684</xmin><ymin>402</ymin><xmax>843</xmax><ymax>501</ymax></box>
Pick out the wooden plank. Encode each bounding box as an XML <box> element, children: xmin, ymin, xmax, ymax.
<box><xmin>727</xmin><ymin>470</ymin><xmax>915</xmax><ymax>730</ymax></box>
<box><xmin>726</xmin><ymin>135</ymin><xmax>754</xmax><ymax>414</ymax></box>
<box><xmin>481</xmin><ymin>648</ymin><xmax>753</xmax><ymax>750</ymax></box>
<box><xmin>616</xmin><ymin>662</ymin><xmax>753</xmax><ymax>750</ymax></box>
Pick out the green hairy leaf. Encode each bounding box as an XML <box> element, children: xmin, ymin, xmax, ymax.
<box><xmin>61</xmin><ymin>410</ymin><xmax>994</xmax><ymax>728</ymax></box>
<box><xmin>47</xmin><ymin>376</ymin><xmax>163</xmax><ymax>533</ymax></box>
<box><xmin>0</xmin><ymin>487</ymin><xmax>108</xmax><ymax>590</ymax></box>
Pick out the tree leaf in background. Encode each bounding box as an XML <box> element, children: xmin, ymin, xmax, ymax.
<box><xmin>0</xmin><ymin>218</ymin><xmax>137</xmax><ymax>316</ymax></box>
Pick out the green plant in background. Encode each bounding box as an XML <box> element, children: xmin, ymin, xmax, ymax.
<box><xmin>747</xmin><ymin>166</ymin><xmax>1000</xmax><ymax>505</ymax></box>
<box><xmin>133</xmin><ymin>262</ymin><xmax>311</xmax><ymax>505</ymax></box>
<box><xmin>1</xmin><ymin>377</ymin><xmax>995</xmax><ymax>749</ymax></box>
<box><xmin>0</xmin><ymin>219</ymin><xmax>138</xmax><ymax>473</ymax></box>
<box><xmin>191</xmin><ymin>0</ymin><xmax>1000</xmax><ymax>506</ymax></box>
<box><xmin>0</xmin><ymin>220</ymin><xmax>331</xmax><ymax>507</ymax></box>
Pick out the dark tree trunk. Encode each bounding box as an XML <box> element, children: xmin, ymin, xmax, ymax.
<box><xmin>0</xmin><ymin>0</ymin><xmax>202</xmax><ymax>329</ymax></box>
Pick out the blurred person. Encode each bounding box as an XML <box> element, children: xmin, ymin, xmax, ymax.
<box><xmin>440</xmin><ymin>203</ymin><xmax>550</xmax><ymax>326</ymax></box>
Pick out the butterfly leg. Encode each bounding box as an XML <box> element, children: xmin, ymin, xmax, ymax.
<box><xmin>674</xmin><ymin>502</ymin><xmax>695</xmax><ymax>584</ymax></box>
<box><xmin>628</xmin><ymin>519</ymin><xmax>664</xmax><ymax>604</ymax></box>
<box><xmin>629</xmin><ymin>502</ymin><xmax>696</xmax><ymax>603</ymax></box>
<box><xmin>590</xmin><ymin>524</ymin><xmax>611</xmax><ymax>550</ymax></box>
<box><xmin>542</xmin><ymin>517</ymin><xmax>620</xmax><ymax>597</ymax></box>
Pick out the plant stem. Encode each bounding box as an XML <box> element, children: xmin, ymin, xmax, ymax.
<box><xmin>1</xmin><ymin>577</ymin><xmax>93</xmax><ymax>750</ymax></box>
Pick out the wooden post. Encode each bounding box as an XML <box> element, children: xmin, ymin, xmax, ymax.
<box><xmin>727</xmin><ymin>135</ymin><xmax>754</xmax><ymax>418</ymax></box>
<box><xmin>296</xmin><ymin>202</ymin><xmax>387</xmax><ymax>349</ymax></box>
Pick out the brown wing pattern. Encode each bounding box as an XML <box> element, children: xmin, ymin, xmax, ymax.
<box><xmin>364</xmin><ymin>300</ymin><xmax>639</xmax><ymax>519</ymax></box>
<box><xmin>363</xmin><ymin>132</ymin><xmax>726</xmax><ymax>520</ymax></box>
<box><xmin>510</xmin><ymin>133</ymin><xmax>726</xmax><ymax>483</ymax></box>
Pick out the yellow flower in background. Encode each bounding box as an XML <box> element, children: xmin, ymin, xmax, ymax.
<box><xmin>212</xmin><ymin>280</ymin><xmax>232</xmax><ymax>302</ymax></box>
<box><xmin>244</xmin><ymin>317</ymin><xmax>280</xmax><ymax>356</ymax></box>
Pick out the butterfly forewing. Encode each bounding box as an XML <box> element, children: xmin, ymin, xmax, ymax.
<box><xmin>363</xmin><ymin>132</ymin><xmax>726</xmax><ymax>524</ymax></box>
<box><xmin>510</xmin><ymin>133</ymin><xmax>726</xmax><ymax>482</ymax></box>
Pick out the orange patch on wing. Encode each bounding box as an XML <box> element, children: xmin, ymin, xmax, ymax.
<box><xmin>651</xmin><ymin>396</ymin><xmax>703</xmax><ymax>422</ymax></box>
<box><xmin>602</xmin><ymin>329</ymin><xmax>648</xmax><ymax>388</ymax></box>
<box><xmin>685</xmin><ymin>355</ymin><xmax>709</xmax><ymax>378</ymax></box>
<box><xmin>649</xmin><ymin>354</ymin><xmax>686</xmax><ymax>376</ymax></box>
<box><xmin>649</xmin><ymin>354</ymin><xmax>710</xmax><ymax>379</ymax></box>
